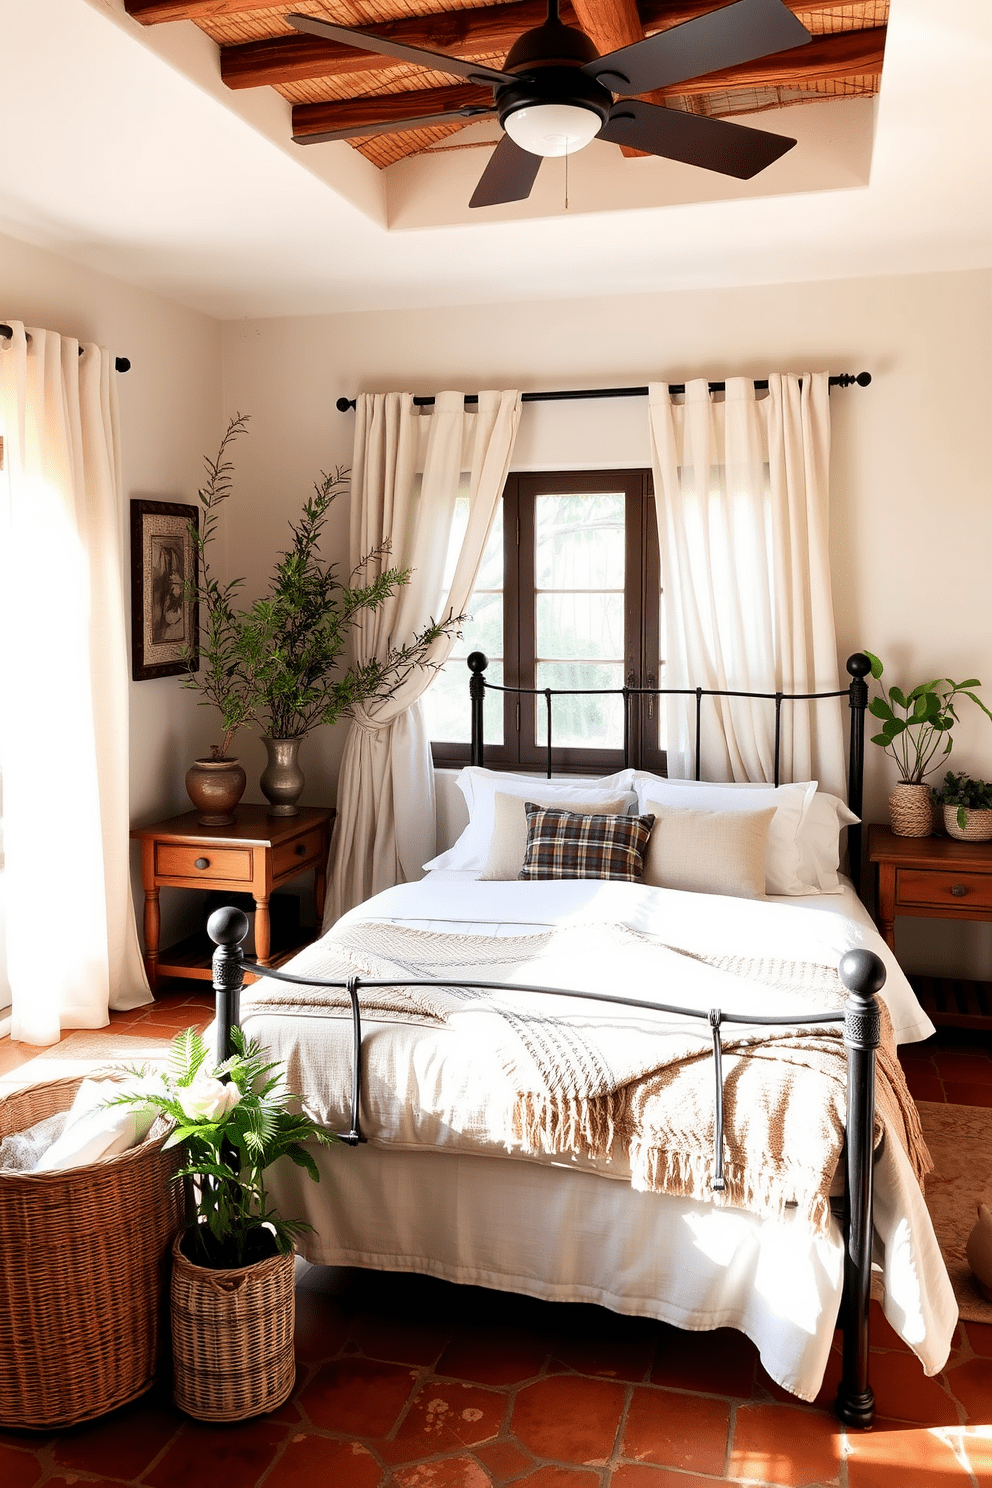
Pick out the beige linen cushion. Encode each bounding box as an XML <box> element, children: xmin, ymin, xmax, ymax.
<box><xmin>479</xmin><ymin>790</ymin><xmax>635</xmax><ymax>880</ymax></box>
<box><xmin>641</xmin><ymin>803</ymin><xmax>775</xmax><ymax>899</ymax></box>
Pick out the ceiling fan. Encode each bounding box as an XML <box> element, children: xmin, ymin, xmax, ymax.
<box><xmin>287</xmin><ymin>0</ymin><xmax>812</xmax><ymax>208</ymax></box>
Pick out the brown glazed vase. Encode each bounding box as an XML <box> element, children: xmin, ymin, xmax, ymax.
<box><xmin>887</xmin><ymin>781</ymin><xmax>933</xmax><ymax>837</ymax></box>
<box><xmin>185</xmin><ymin>758</ymin><xmax>247</xmax><ymax>826</ymax></box>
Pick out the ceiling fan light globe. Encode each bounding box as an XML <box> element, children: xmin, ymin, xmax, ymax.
<box><xmin>503</xmin><ymin>103</ymin><xmax>601</xmax><ymax>158</ymax></box>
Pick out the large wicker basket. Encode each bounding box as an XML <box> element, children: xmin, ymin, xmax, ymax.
<box><xmin>170</xmin><ymin>1235</ymin><xmax>296</xmax><ymax>1422</ymax></box>
<box><xmin>0</xmin><ymin>1073</ymin><xmax>184</xmax><ymax>1429</ymax></box>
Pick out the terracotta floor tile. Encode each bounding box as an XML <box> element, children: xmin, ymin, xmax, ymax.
<box><xmin>350</xmin><ymin>1310</ymin><xmax>452</xmax><ymax>1368</ymax></box>
<box><xmin>511</xmin><ymin>1376</ymin><xmax>627</xmax><ymax>1465</ymax></box>
<box><xmin>293</xmin><ymin>1287</ymin><xmax>350</xmax><ymax>1362</ymax></box>
<box><xmin>391</xmin><ymin>1456</ymin><xmax>492</xmax><ymax>1488</ymax></box>
<box><xmin>511</xmin><ymin>1469</ymin><xmax>601</xmax><ymax>1487</ymax></box>
<box><xmin>951</xmin><ymin>1425</ymin><xmax>992</xmax><ymax>1480</ymax></box>
<box><xmin>142</xmin><ymin>1417</ymin><xmax>289</xmax><ymax>1488</ymax></box>
<box><xmin>846</xmin><ymin>1422</ymin><xmax>973</xmax><ymax>1486</ymax></box>
<box><xmin>299</xmin><ymin>1357</ymin><xmax>420</xmax><ymax>1436</ymax></box>
<box><xmin>728</xmin><ymin>1402</ymin><xmax>842</xmax><ymax>1486</ymax></box>
<box><xmin>0</xmin><ymin>1444</ymin><xmax>43</xmax><ymax>1488</ymax></box>
<box><xmin>962</xmin><ymin>1321</ymin><xmax>992</xmax><ymax>1359</ymax></box>
<box><xmin>867</xmin><ymin>1302</ymin><xmax>915</xmax><ymax>1355</ymax></box>
<box><xmin>903</xmin><ymin>1073</ymin><xmax>946</xmax><ymax>1103</ymax></box>
<box><xmin>472</xmin><ymin>1437</ymin><xmax>535</xmax><ymax>1481</ymax></box>
<box><xmin>392</xmin><ymin>1381</ymin><xmax>507</xmax><ymax>1455</ymax></box>
<box><xmin>51</xmin><ymin>1396</ymin><xmax>181</xmax><ymax>1478</ymax></box>
<box><xmin>263</xmin><ymin>1434</ymin><xmax>383</xmax><ymax>1487</ymax></box>
<box><xmin>437</xmin><ymin>1328</ymin><xmax>550</xmax><ymax>1388</ymax></box>
<box><xmin>933</xmin><ymin>1052</ymin><xmax>992</xmax><ymax>1082</ymax></box>
<box><xmin>943</xmin><ymin>1357</ymin><xmax>992</xmax><ymax>1423</ymax></box>
<box><xmin>756</xmin><ymin>1343</ymin><xmax>842</xmax><ymax>1410</ymax></box>
<box><xmin>942</xmin><ymin>1082</ymin><xmax>992</xmax><ymax>1107</ymax></box>
<box><xmin>552</xmin><ymin>1320</ymin><xmax>657</xmax><ymax>1385</ymax></box>
<box><xmin>863</xmin><ymin>1349</ymin><xmax>962</xmax><ymax>1425</ymax></box>
<box><xmin>611</xmin><ymin>1468</ymin><xmax>727</xmax><ymax>1487</ymax></box>
<box><xmin>651</xmin><ymin>1326</ymin><xmax>757</xmax><ymax>1398</ymax></box>
<box><xmin>621</xmin><ymin>1386</ymin><xmax>729</xmax><ymax>1477</ymax></box>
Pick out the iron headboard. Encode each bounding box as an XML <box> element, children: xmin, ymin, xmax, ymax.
<box><xmin>467</xmin><ymin>650</ymin><xmax>872</xmax><ymax>895</ymax></box>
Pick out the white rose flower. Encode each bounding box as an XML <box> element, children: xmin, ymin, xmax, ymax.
<box><xmin>177</xmin><ymin>1075</ymin><xmax>241</xmax><ymax>1123</ymax></box>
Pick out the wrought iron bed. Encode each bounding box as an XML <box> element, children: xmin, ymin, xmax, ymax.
<box><xmin>208</xmin><ymin>649</ymin><xmax>888</xmax><ymax>1427</ymax></box>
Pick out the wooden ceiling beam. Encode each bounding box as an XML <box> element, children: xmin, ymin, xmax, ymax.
<box><xmin>293</xmin><ymin>84</ymin><xmax>493</xmax><ymax>139</ymax></box>
<box><xmin>290</xmin><ymin>26</ymin><xmax>886</xmax><ymax>141</ymax></box>
<box><xmin>216</xmin><ymin>0</ymin><xmax>850</xmax><ymax>91</ymax></box>
<box><xmin>570</xmin><ymin>1</ymin><xmax>649</xmax><ymax>156</ymax></box>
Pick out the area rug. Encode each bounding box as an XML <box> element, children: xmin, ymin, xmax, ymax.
<box><xmin>0</xmin><ymin>1030</ymin><xmax>174</xmax><ymax>1095</ymax></box>
<box><xmin>917</xmin><ymin>1100</ymin><xmax>992</xmax><ymax>1325</ymax></box>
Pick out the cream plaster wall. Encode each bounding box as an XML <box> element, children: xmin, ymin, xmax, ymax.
<box><xmin>221</xmin><ymin>266</ymin><xmax>992</xmax><ymax>975</ymax></box>
<box><xmin>0</xmin><ymin>231</ymin><xmax>224</xmax><ymax>948</ymax></box>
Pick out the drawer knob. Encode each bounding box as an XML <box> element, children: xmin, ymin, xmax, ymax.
<box><xmin>194</xmin><ymin>857</ymin><xmax>210</xmax><ymax>871</ymax></box>
<box><xmin>295</xmin><ymin>842</ymin><xmax>307</xmax><ymax>856</ymax></box>
<box><xmin>950</xmin><ymin>884</ymin><xmax>968</xmax><ymax>897</ymax></box>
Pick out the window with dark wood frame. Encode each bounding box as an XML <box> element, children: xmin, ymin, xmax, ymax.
<box><xmin>429</xmin><ymin>469</ymin><xmax>665</xmax><ymax>775</ymax></box>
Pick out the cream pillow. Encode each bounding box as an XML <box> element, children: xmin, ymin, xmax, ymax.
<box><xmin>641</xmin><ymin>804</ymin><xmax>775</xmax><ymax>899</ymax></box>
<box><xmin>479</xmin><ymin>789</ymin><xmax>636</xmax><ymax>880</ymax></box>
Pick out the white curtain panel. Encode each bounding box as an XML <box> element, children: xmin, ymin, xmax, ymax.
<box><xmin>648</xmin><ymin>374</ymin><xmax>846</xmax><ymax>796</ymax></box>
<box><xmin>329</xmin><ymin>389</ymin><xmax>521</xmax><ymax>924</ymax></box>
<box><xmin>0</xmin><ymin>322</ymin><xmax>150</xmax><ymax>1044</ymax></box>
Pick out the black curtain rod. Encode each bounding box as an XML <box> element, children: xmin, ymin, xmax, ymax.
<box><xmin>335</xmin><ymin>372</ymin><xmax>870</xmax><ymax>412</ymax></box>
<box><xmin>0</xmin><ymin>323</ymin><xmax>131</xmax><ymax>373</ymax></box>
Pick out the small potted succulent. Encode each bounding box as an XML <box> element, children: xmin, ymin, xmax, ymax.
<box><xmin>112</xmin><ymin>1026</ymin><xmax>334</xmax><ymax>1421</ymax></box>
<box><xmin>931</xmin><ymin>771</ymin><xmax>992</xmax><ymax>842</ymax></box>
<box><xmin>865</xmin><ymin>653</ymin><xmax>992</xmax><ymax>836</ymax></box>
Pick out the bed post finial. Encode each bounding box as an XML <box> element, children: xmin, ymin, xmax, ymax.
<box><xmin>208</xmin><ymin>906</ymin><xmax>249</xmax><ymax>1065</ymax></box>
<box><xmin>468</xmin><ymin>652</ymin><xmax>488</xmax><ymax>767</ymax></box>
<box><xmin>846</xmin><ymin>653</ymin><xmax>871</xmax><ymax>896</ymax></box>
<box><xmin>836</xmin><ymin>946</ymin><xmax>884</xmax><ymax>1430</ymax></box>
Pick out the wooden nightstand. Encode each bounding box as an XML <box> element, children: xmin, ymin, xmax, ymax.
<box><xmin>131</xmin><ymin>805</ymin><xmax>335</xmax><ymax>990</ymax></box>
<box><xmin>868</xmin><ymin>822</ymin><xmax>992</xmax><ymax>1027</ymax></box>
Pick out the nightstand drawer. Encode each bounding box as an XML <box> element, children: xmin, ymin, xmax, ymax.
<box><xmin>896</xmin><ymin>868</ymin><xmax>992</xmax><ymax>910</ymax></box>
<box><xmin>272</xmin><ymin>828</ymin><xmax>325</xmax><ymax>879</ymax></box>
<box><xmin>155</xmin><ymin>843</ymin><xmax>254</xmax><ymax>882</ymax></box>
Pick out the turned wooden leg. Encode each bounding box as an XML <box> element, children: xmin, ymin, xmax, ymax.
<box><xmin>254</xmin><ymin>895</ymin><xmax>271</xmax><ymax>965</ymax></box>
<box><xmin>143</xmin><ymin>888</ymin><xmax>160</xmax><ymax>991</ymax></box>
<box><xmin>876</xmin><ymin>862</ymin><xmax>897</xmax><ymax>952</ymax></box>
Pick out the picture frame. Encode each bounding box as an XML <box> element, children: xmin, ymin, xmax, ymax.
<box><xmin>130</xmin><ymin>499</ymin><xmax>199</xmax><ymax>681</ymax></box>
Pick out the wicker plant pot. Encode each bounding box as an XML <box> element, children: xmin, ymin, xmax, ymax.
<box><xmin>170</xmin><ymin>1233</ymin><xmax>296</xmax><ymax>1422</ymax></box>
<box><xmin>888</xmin><ymin>782</ymin><xmax>934</xmax><ymax>837</ymax></box>
<box><xmin>943</xmin><ymin>804</ymin><xmax>992</xmax><ymax>842</ymax></box>
<box><xmin>0</xmin><ymin>1074</ymin><xmax>183</xmax><ymax>1429</ymax></box>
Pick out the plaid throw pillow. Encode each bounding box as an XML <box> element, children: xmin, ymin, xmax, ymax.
<box><xmin>518</xmin><ymin>804</ymin><xmax>656</xmax><ymax>882</ymax></box>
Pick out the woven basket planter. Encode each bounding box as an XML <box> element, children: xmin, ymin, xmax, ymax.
<box><xmin>0</xmin><ymin>1074</ymin><xmax>183</xmax><ymax>1429</ymax></box>
<box><xmin>942</xmin><ymin>804</ymin><xmax>992</xmax><ymax>842</ymax></box>
<box><xmin>170</xmin><ymin>1234</ymin><xmax>296</xmax><ymax>1421</ymax></box>
<box><xmin>888</xmin><ymin>782</ymin><xmax>934</xmax><ymax>837</ymax></box>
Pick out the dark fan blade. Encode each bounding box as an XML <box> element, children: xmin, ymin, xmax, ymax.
<box><xmin>599</xmin><ymin>99</ymin><xmax>795</xmax><ymax>179</ymax></box>
<box><xmin>295</xmin><ymin>106</ymin><xmax>495</xmax><ymax>146</ymax></box>
<box><xmin>469</xmin><ymin>136</ymin><xmax>543</xmax><ymax>208</ymax></box>
<box><xmin>285</xmin><ymin>13</ymin><xmax>515</xmax><ymax>88</ymax></box>
<box><xmin>584</xmin><ymin>0</ymin><xmax>810</xmax><ymax>96</ymax></box>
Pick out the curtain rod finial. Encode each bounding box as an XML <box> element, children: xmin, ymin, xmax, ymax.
<box><xmin>336</xmin><ymin>396</ymin><xmax>356</xmax><ymax>412</ymax></box>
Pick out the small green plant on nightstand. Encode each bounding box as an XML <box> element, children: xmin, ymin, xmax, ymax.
<box><xmin>931</xmin><ymin>772</ymin><xmax>992</xmax><ymax>832</ymax></box>
<box><xmin>864</xmin><ymin>653</ymin><xmax>992</xmax><ymax>784</ymax></box>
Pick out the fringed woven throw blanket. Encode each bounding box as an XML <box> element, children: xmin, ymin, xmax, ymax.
<box><xmin>246</xmin><ymin>920</ymin><xmax>931</xmax><ymax>1234</ymax></box>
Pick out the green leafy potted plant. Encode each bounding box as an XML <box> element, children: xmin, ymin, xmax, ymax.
<box><xmin>183</xmin><ymin>415</ymin><xmax>462</xmax><ymax>818</ymax></box>
<box><xmin>112</xmin><ymin>1025</ymin><xmax>334</xmax><ymax>1421</ymax></box>
<box><xmin>931</xmin><ymin>771</ymin><xmax>992</xmax><ymax>841</ymax></box>
<box><xmin>865</xmin><ymin>652</ymin><xmax>992</xmax><ymax>837</ymax></box>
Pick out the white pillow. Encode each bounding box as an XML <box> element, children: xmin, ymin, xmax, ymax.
<box><xmin>641</xmin><ymin>804</ymin><xmax>774</xmax><ymax>899</ymax></box>
<box><xmin>425</xmin><ymin>766</ymin><xmax>636</xmax><ymax>872</ymax></box>
<box><xmin>479</xmin><ymin>789</ymin><xmax>636</xmax><ymax>880</ymax></box>
<box><xmin>799</xmin><ymin>791</ymin><xmax>860</xmax><ymax>893</ymax></box>
<box><xmin>630</xmin><ymin>773</ymin><xmax>817</xmax><ymax>895</ymax></box>
<box><xmin>33</xmin><ymin>1079</ymin><xmax>157</xmax><ymax>1173</ymax></box>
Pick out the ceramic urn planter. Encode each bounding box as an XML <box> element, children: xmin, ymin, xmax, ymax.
<box><xmin>185</xmin><ymin>758</ymin><xmax>247</xmax><ymax>826</ymax></box>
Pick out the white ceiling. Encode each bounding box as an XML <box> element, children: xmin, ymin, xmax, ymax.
<box><xmin>0</xmin><ymin>0</ymin><xmax>989</xmax><ymax>320</ymax></box>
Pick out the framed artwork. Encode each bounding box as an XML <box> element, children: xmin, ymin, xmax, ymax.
<box><xmin>130</xmin><ymin>499</ymin><xmax>199</xmax><ymax>681</ymax></box>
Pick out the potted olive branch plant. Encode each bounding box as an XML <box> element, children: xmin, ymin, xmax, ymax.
<box><xmin>111</xmin><ymin>1024</ymin><xmax>334</xmax><ymax>1421</ymax></box>
<box><xmin>931</xmin><ymin>771</ymin><xmax>992</xmax><ymax>841</ymax></box>
<box><xmin>182</xmin><ymin>414</ymin><xmax>463</xmax><ymax>820</ymax></box>
<box><xmin>865</xmin><ymin>651</ymin><xmax>992</xmax><ymax>836</ymax></box>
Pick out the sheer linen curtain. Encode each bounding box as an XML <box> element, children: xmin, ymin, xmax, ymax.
<box><xmin>0</xmin><ymin>322</ymin><xmax>150</xmax><ymax>1044</ymax></box>
<box><xmin>648</xmin><ymin>374</ymin><xmax>846</xmax><ymax>795</ymax></box>
<box><xmin>329</xmin><ymin>389</ymin><xmax>521</xmax><ymax>924</ymax></box>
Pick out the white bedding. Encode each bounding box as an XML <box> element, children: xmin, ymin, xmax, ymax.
<box><xmin>247</xmin><ymin>872</ymin><xmax>956</xmax><ymax>1402</ymax></box>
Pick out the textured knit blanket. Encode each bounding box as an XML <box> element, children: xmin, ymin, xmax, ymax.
<box><xmin>245</xmin><ymin>920</ymin><xmax>931</xmax><ymax>1233</ymax></box>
